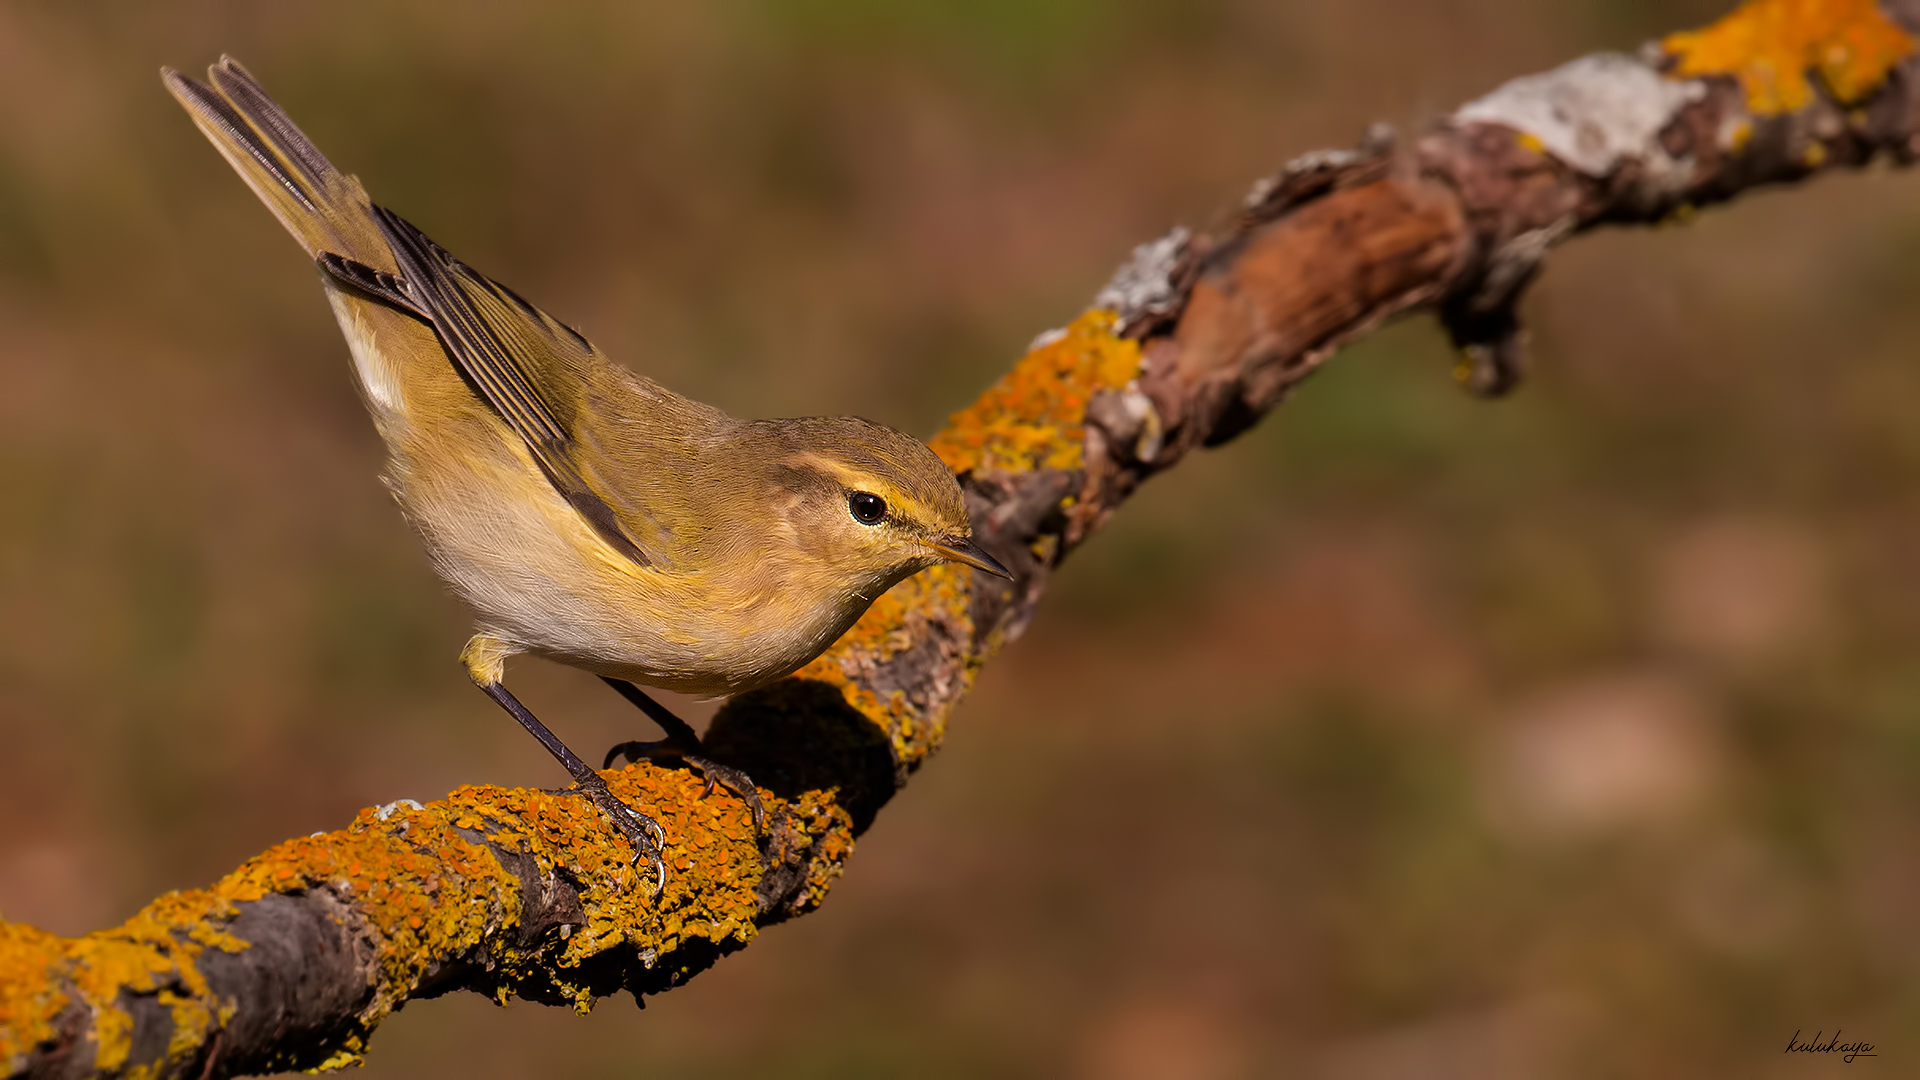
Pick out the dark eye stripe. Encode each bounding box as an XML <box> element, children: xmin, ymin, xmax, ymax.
<box><xmin>849</xmin><ymin>491</ymin><xmax>886</xmax><ymax>525</ymax></box>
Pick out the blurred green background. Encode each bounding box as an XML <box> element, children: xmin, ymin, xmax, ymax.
<box><xmin>3</xmin><ymin>0</ymin><xmax>1919</xmax><ymax>1076</ymax></box>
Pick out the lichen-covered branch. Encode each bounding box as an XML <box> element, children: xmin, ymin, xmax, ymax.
<box><xmin>6</xmin><ymin>1</ymin><xmax>1920</xmax><ymax>1076</ymax></box>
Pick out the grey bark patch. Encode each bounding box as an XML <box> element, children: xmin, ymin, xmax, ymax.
<box><xmin>197</xmin><ymin>891</ymin><xmax>376</xmax><ymax>1076</ymax></box>
<box><xmin>1095</xmin><ymin>227</ymin><xmax>1192</xmax><ymax>336</ymax></box>
<box><xmin>1455</xmin><ymin>53</ymin><xmax>1705</xmax><ymax>179</ymax></box>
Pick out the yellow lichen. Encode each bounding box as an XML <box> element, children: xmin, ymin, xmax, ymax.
<box><xmin>792</xmin><ymin>561</ymin><xmax>983</xmax><ymax>765</ymax></box>
<box><xmin>1665</xmin><ymin>0</ymin><xmax>1914</xmax><ymax>115</ymax></box>
<box><xmin>43</xmin><ymin>886</ymin><xmax>253</xmax><ymax>1072</ymax></box>
<box><xmin>828</xmin><ymin>563</ymin><xmax>974</xmax><ymax>667</ymax></box>
<box><xmin>793</xmin><ymin>313</ymin><xmax>1139</xmax><ymax>763</ymax></box>
<box><xmin>781</xmin><ymin>791</ymin><xmax>857</xmax><ymax>911</ymax></box>
<box><xmin>928</xmin><ymin>308</ymin><xmax>1143</xmax><ymax>477</ymax></box>
<box><xmin>0</xmin><ymin>922</ymin><xmax>66</xmax><ymax>1072</ymax></box>
<box><xmin>0</xmin><ymin>759</ymin><xmax>781</xmax><ymax>1075</ymax></box>
<box><xmin>0</xmin><ymin>317</ymin><xmax>1128</xmax><ymax>1078</ymax></box>
<box><xmin>0</xmin><ymin>244</ymin><xmax>1135</xmax><ymax>1080</ymax></box>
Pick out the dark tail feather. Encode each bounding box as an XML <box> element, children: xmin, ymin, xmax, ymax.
<box><xmin>163</xmin><ymin>57</ymin><xmax>390</xmax><ymax>269</ymax></box>
<box><xmin>163</xmin><ymin>66</ymin><xmax>318</xmax><ymax>213</ymax></box>
<box><xmin>207</xmin><ymin>57</ymin><xmax>337</xmax><ymax>196</ymax></box>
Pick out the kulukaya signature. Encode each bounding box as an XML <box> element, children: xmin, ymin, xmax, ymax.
<box><xmin>1785</xmin><ymin>1030</ymin><xmax>1875</xmax><ymax>1062</ymax></box>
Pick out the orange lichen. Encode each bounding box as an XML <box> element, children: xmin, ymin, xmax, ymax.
<box><xmin>778</xmin><ymin>790</ymin><xmax>858</xmax><ymax>913</ymax></box>
<box><xmin>3</xmin><ymin>228</ymin><xmax>1133</xmax><ymax>1080</ymax></box>
<box><xmin>928</xmin><ymin>308</ymin><xmax>1143</xmax><ymax>477</ymax></box>
<box><xmin>826</xmin><ymin>562</ymin><xmax>974</xmax><ymax>668</ymax></box>
<box><xmin>794</xmin><ymin>561</ymin><xmax>986</xmax><ymax>766</ymax></box>
<box><xmin>0</xmin><ymin>761</ymin><xmax>783</xmax><ymax>1074</ymax></box>
<box><xmin>7</xmin><ymin>886</ymin><xmax>251</xmax><ymax>1074</ymax></box>
<box><xmin>793</xmin><ymin>315</ymin><xmax>1138</xmax><ymax>765</ymax></box>
<box><xmin>1664</xmin><ymin>0</ymin><xmax>1914</xmax><ymax>115</ymax></box>
<box><xmin>11</xmin><ymin>212</ymin><xmax>1146</xmax><ymax>1080</ymax></box>
<box><xmin>0</xmin><ymin>922</ymin><xmax>66</xmax><ymax>1072</ymax></box>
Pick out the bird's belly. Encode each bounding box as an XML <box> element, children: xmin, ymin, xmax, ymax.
<box><xmin>458</xmin><ymin>549</ymin><xmax>848</xmax><ymax>698</ymax></box>
<box><xmin>522</xmin><ymin>576</ymin><xmax>860</xmax><ymax>691</ymax></box>
<box><xmin>390</xmin><ymin>431</ymin><xmax>861</xmax><ymax>696</ymax></box>
<box><xmin>551</xmin><ymin>603</ymin><xmax>855</xmax><ymax>698</ymax></box>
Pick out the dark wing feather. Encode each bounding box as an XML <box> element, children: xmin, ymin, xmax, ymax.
<box><xmin>317</xmin><ymin>253</ymin><xmax>428</xmax><ymax>319</ymax></box>
<box><xmin>369</xmin><ymin>206</ymin><xmax>656</xmax><ymax>568</ymax></box>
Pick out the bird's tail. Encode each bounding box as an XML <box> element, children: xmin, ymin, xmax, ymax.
<box><xmin>162</xmin><ymin>56</ymin><xmax>394</xmax><ymax>273</ymax></box>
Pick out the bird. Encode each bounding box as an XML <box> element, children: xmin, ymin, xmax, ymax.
<box><xmin>162</xmin><ymin>57</ymin><xmax>1010</xmax><ymax>891</ymax></box>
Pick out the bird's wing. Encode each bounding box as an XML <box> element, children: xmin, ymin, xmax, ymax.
<box><xmin>169</xmin><ymin>58</ymin><xmax>693</xmax><ymax>569</ymax></box>
<box><xmin>369</xmin><ymin>205</ymin><xmax>666</xmax><ymax>568</ymax></box>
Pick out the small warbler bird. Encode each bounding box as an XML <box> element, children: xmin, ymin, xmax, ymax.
<box><xmin>163</xmin><ymin>57</ymin><xmax>1009</xmax><ymax>888</ymax></box>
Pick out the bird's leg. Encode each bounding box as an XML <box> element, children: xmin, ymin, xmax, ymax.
<box><xmin>475</xmin><ymin>680</ymin><xmax>667</xmax><ymax>893</ymax></box>
<box><xmin>601</xmin><ymin>678</ymin><xmax>767</xmax><ymax>833</ymax></box>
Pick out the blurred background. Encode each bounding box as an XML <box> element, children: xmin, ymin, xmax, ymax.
<box><xmin>1</xmin><ymin>0</ymin><xmax>1917</xmax><ymax>1076</ymax></box>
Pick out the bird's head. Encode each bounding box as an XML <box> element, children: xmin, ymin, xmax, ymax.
<box><xmin>747</xmin><ymin>416</ymin><xmax>1010</xmax><ymax>600</ymax></box>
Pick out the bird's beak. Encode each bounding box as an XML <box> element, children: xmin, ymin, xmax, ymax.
<box><xmin>929</xmin><ymin>536</ymin><xmax>1013</xmax><ymax>579</ymax></box>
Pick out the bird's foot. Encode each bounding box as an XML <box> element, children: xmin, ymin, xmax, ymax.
<box><xmin>573</xmin><ymin>771</ymin><xmax>668</xmax><ymax>894</ymax></box>
<box><xmin>605</xmin><ymin>739</ymin><xmax>767</xmax><ymax>834</ymax></box>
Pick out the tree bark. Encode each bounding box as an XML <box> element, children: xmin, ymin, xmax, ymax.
<box><xmin>6</xmin><ymin>1</ymin><xmax>1920</xmax><ymax>1075</ymax></box>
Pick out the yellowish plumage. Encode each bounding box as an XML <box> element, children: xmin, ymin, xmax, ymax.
<box><xmin>165</xmin><ymin>56</ymin><xmax>1001</xmax><ymax>693</ymax></box>
<box><xmin>162</xmin><ymin>57</ymin><xmax>1007</xmax><ymax>875</ymax></box>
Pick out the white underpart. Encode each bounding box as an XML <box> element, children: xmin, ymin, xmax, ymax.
<box><xmin>1455</xmin><ymin>52</ymin><xmax>1707</xmax><ymax>182</ymax></box>
<box><xmin>327</xmin><ymin>290</ymin><xmax>407</xmax><ymax>417</ymax></box>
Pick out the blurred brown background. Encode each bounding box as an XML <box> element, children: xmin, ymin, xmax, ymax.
<box><xmin>2</xmin><ymin>0</ymin><xmax>1917</xmax><ymax>1076</ymax></box>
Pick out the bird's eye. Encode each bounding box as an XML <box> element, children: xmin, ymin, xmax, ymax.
<box><xmin>848</xmin><ymin>491</ymin><xmax>887</xmax><ymax>525</ymax></box>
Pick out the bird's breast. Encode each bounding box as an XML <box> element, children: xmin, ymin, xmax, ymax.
<box><xmin>384</xmin><ymin>420</ymin><xmax>879</xmax><ymax>696</ymax></box>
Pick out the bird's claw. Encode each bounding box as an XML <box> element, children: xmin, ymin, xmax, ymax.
<box><xmin>684</xmin><ymin>754</ymin><xmax>767</xmax><ymax>833</ymax></box>
<box><xmin>576</xmin><ymin>774</ymin><xmax>667</xmax><ymax>894</ymax></box>
<box><xmin>605</xmin><ymin>739</ymin><xmax>767</xmax><ymax>835</ymax></box>
<box><xmin>604</xmin><ymin>738</ymin><xmax>670</xmax><ymax>771</ymax></box>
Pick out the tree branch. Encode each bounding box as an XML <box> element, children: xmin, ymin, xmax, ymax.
<box><xmin>7</xmin><ymin>1</ymin><xmax>1920</xmax><ymax>1075</ymax></box>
